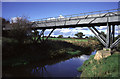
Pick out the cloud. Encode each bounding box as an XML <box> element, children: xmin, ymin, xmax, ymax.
<box><xmin>37</xmin><ymin>26</ymin><xmax>119</xmax><ymax>37</ymax></box>
<box><xmin>47</xmin><ymin>17</ymin><xmax>56</xmax><ymax>20</ymax></box>
<box><xmin>96</xmin><ymin>26</ymin><xmax>107</xmax><ymax>30</ymax></box>
<box><xmin>60</xmin><ymin>28</ymin><xmax>71</xmax><ymax>33</ymax></box>
<box><xmin>75</xmin><ymin>27</ymin><xmax>88</xmax><ymax>30</ymax></box>
<box><xmin>10</xmin><ymin>17</ymin><xmax>22</xmax><ymax>23</ymax></box>
<box><xmin>58</xmin><ymin>15</ymin><xmax>64</xmax><ymax>19</ymax></box>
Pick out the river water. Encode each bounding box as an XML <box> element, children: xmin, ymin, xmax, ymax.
<box><xmin>3</xmin><ymin>50</ymin><xmax>97</xmax><ymax>77</ymax></box>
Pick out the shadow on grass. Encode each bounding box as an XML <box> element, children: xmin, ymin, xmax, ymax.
<box><xmin>2</xmin><ymin>39</ymin><xmax>94</xmax><ymax>68</ymax></box>
<box><xmin>2</xmin><ymin>38</ymin><xmax>100</xmax><ymax>77</ymax></box>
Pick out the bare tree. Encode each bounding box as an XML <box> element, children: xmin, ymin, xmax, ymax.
<box><xmin>9</xmin><ymin>16</ymin><xmax>32</xmax><ymax>43</ymax></box>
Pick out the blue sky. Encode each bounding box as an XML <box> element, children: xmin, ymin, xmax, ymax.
<box><xmin>2</xmin><ymin>2</ymin><xmax>119</xmax><ymax>37</ymax></box>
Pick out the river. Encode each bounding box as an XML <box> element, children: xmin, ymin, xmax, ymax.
<box><xmin>3</xmin><ymin>50</ymin><xmax>97</xmax><ymax>77</ymax></box>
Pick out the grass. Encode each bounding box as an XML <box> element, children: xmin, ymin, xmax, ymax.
<box><xmin>2</xmin><ymin>37</ymin><xmax>99</xmax><ymax>68</ymax></box>
<box><xmin>77</xmin><ymin>53</ymin><xmax>120</xmax><ymax>77</ymax></box>
<box><xmin>49</xmin><ymin>38</ymin><xmax>88</xmax><ymax>42</ymax></box>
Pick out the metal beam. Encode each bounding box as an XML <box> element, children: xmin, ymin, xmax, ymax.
<box><xmin>36</xmin><ymin>29</ymin><xmax>46</xmax><ymax>42</ymax></box>
<box><xmin>33</xmin><ymin>29</ymin><xmax>37</xmax><ymax>42</ymax></box>
<box><xmin>106</xmin><ymin>25</ymin><xmax>111</xmax><ymax>48</ymax></box>
<box><xmin>76</xmin><ymin>15</ymin><xmax>89</xmax><ymax>25</ymax></box>
<box><xmin>110</xmin><ymin>38</ymin><xmax>120</xmax><ymax>48</ymax></box>
<box><xmin>88</xmin><ymin>27</ymin><xmax>107</xmax><ymax>46</ymax></box>
<box><xmin>45</xmin><ymin>28</ymin><xmax>55</xmax><ymax>41</ymax></box>
<box><xmin>92</xmin><ymin>26</ymin><xmax>106</xmax><ymax>41</ymax></box>
<box><xmin>112</xmin><ymin>25</ymin><xmax>115</xmax><ymax>43</ymax></box>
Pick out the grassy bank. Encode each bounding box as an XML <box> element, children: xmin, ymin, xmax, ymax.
<box><xmin>77</xmin><ymin>52</ymin><xmax>120</xmax><ymax>77</ymax></box>
<box><xmin>3</xmin><ymin>37</ymin><xmax>100</xmax><ymax>68</ymax></box>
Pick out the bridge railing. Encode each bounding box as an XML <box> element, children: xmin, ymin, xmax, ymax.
<box><xmin>32</xmin><ymin>8</ymin><xmax>120</xmax><ymax>23</ymax></box>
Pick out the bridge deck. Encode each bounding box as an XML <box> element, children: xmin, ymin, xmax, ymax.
<box><xmin>3</xmin><ymin>9</ymin><xmax>120</xmax><ymax>30</ymax></box>
<box><xmin>31</xmin><ymin>9</ymin><xmax>120</xmax><ymax>29</ymax></box>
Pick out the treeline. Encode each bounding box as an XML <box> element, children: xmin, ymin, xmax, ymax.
<box><xmin>2</xmin><ymin>16</ymin><xmax>38</xmax><ymax>44</ymax></box>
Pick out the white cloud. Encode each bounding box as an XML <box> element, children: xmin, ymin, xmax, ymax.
<box><xmin>98</xmin><ymin>26</ymin><xmax>107</xmax><ymax>30</ymax></box>
<box><xmin>47</xmin><ymin>17</ymin><xmax>56</xmax><ymax>20</ymax></box>
<box><xmin>10</xmin><ymin>17</ymin><xmax>22</xmax><ymax>23</ymax></box>
<box><xmin>36</xmin><ymin>26</ymin><xmax>119</xmax><ymax>37</ymax></box>
<box><xmin>58</xmin><ymin>15</ymin><xmax>64</xmax><ymax>19</ymax></box>
<box><xmin>60</xmin><ymin>28</ymin><xmax>71</xmax><ymax>33</ymax></box>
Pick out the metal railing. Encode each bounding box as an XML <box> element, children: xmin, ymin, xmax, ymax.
<box><xmin>32</xmin><ymin>8</ymin><xmax>120</xmax><ymax>23</ymax></box>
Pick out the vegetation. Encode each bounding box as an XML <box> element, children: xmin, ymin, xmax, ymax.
<box><xmin>77</xmin><ymin>53</ymin><xmax>120</xmax><ymax>77</ymax></box>
<box><xmin>57</xmin><ymin>35</ymin><xmax>63</xmax><ymax>38</ymax></box>
<box><xmin>2</xmin><ymin>16</ymin><xmax>32</xmax><ymax>44</ymax></box>
<box><xmin>75</xmin><ymin>32</ymin><xmax>85</xmax><ymax>38</ymax></box>
<box><xmin>2</xmin><ymin>17</ymin><xmax>120</xmax><ymax>77</ymax></box>
<box><xmin>2</xmin><ymin>17</ymin><xmax>100</xmax><ymax>68</ymax></box>
<box><xmin>2</xmin><ymin>36</ymin><xmax>100</xmax><ymax>67</ymax></box>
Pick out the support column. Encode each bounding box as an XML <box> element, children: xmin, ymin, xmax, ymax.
<box><xmin>112</xmin><ymin>25</ymin><xmax>115</xmax><ymax>43</ymax></box>
<box><xmin>106</xmin><ymin>25</ymin><xmax>111</xmax><ymax>48</ymax></box>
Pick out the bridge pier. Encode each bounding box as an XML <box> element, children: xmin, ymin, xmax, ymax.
<box><xmin>106</xmin><ymin>25</ymin><xmax>111</xmax><ymax>48</ymax></box>
<box><xmin>112</xmin><ymin>25</ymin><xmax>115</xmax><ymax>43</ymax></box>
<box><xmin>89</xmin><ymin>25</ymin><xmax>120</xmax><ymax>49</ymax></box>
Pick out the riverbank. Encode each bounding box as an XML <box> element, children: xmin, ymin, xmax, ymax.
<box><xmin>2</xmin><ymin>37</ymin><xmax>101</xmax><ymax>77</ymax></box>
<box><xmin>77</xmin><ymin>51</ymin><xmax>120</xmax><ymax>77</ymax></box>
<box><xmin>3</xmin><ymin>37</ymin><xmax>100</xmax><ymax>67</ymax></box>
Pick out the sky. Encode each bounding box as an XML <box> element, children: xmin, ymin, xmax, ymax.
<box><xmin>2</xmin><ymin>2</ymin><xmax>119</xmax><ymax>37</ymax></box>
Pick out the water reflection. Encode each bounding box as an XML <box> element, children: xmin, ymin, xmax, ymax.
<box><xmin>32</xmin><ymin>66</ymin><xmax>51</xmax><ymax>77</ymax></box>
<box><xmin>3</xmin><ymin>50</ymin><xmax>97</xmax><ymax>77</ymax></box>
<box><xmin>30</xmin><ymin>54</ymin><xmax>90</xmax><ymax>77</ymax></box>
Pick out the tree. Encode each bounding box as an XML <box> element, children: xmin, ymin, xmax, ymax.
<box><xmin>75</xmin><ymin>32</ymin><xmax>85</xmax><ymax>38</ymax></box>
<box><xmin>2</xmin><ymin>18</ymin><xmax>10</xmax><ymax>29</ymax></box>
<box><xmin>85</xmin><ymin>36</ymin><xmax>88</xmax><ymax>39</ymax></box>
<box><xmin>57</xmin><ymin>35</ymin><xmax>63</xmax><ymax>38</ymax></box>
<box><xmin>68</xmin><ymin>36</ymin><xmax>71</xmax><ymax>38</ymax></box>
<box><xmin>8</xmin><ymin>16</ymin><xmax>32</xmax><ymax>43</ymax></box>
<box><xmin>100</xmin><ymin>31</ymin><xmax>106</xmax><ymax>38</ymax></box>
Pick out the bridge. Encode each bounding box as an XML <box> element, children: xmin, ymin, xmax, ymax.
<box><xmin>3</xmin><ymin>8</ymin><xmax>120</xmax><ymax>49</ymax></box>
